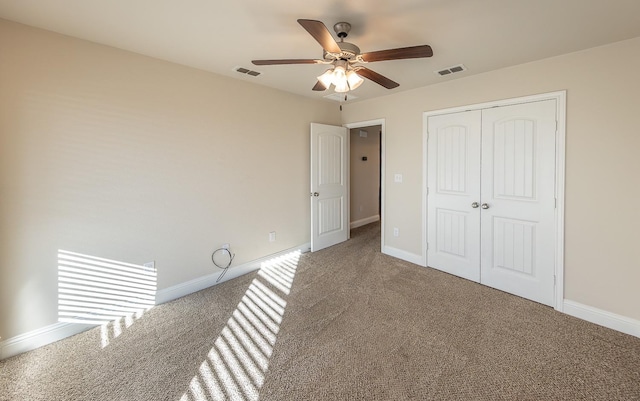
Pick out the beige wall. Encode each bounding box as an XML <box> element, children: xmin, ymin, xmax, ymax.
<box><xmin>0</xmin><ymin>20</ymin><xmax>341</xmax><ymax>339</ymax></box>
<box><xmin>349</xmin><ymin>126</ymin><xmax>380</xmax><ymax>224</ymax></box>
<box><xmin>342</xmin><ymin>37</ymin><xmax>640</xmax><ymax>321</ymax></box>
<box><xmin>2</xmin><ymin>16</ymin><xmax>639</xmax><ymax>341</ymax></box>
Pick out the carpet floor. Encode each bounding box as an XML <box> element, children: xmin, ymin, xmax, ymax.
<box><xmin>1</xmin><ymin>222</ymin><xmax>639</xmax><ymax>400</ymax></box>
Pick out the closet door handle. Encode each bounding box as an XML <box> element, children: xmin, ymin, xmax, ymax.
<box><xmin>471</xmin><ymin>202</ymin><xmax>479</xmax><ymax>208</ymax></box>
<box><xmin>481</xmin><ymin>203</ymin><xmax>489</xmax><ymax>209</ymax></box>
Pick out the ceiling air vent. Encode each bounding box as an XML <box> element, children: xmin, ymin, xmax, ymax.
<box><xmin>233</xmin><ymin>66</ymin><xmax>261</xmax><ymax>77</ymax></box>
<box><xmin>436</xmin><ymin>64</ymin><xmax>467</xmax><ymax>76</ymax></box>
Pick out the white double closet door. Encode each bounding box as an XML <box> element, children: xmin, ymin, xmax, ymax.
<box><xmin>427</xmin><ymin>100</ymin><xmax>557</xmax><ymax>306</ymax></box>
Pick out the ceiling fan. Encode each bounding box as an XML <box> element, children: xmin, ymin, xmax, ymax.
<box><xmin>252</xmin><ymin>19</ymin><xmax>433</xmax><ymax>93</ymax></box>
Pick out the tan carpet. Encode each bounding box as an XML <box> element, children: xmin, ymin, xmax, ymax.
<box><xmin>1</xmin><ymin>222</ymin><xmax>639</xmax><ymax>400</ymax></box>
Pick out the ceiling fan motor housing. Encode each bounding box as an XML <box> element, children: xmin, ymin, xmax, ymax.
<box><xmin>330</xmin><ymin>22</ymin><xmax>360</xmax><ymax>60</ymax></box>
<box><xmin>339</xmin><ymin>42</ymin><xmax>360</xmax><ymax>59</ymax></box>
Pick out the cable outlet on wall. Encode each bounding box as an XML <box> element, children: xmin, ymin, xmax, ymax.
<box><xmin>143</xmin><ymin>261</ymin><xmax>156</xmax><ymax>272</ymax></box>
<box><xmin>393</xmin><ymin>227</ymin><xmax>399</xmax><ymax>237</ymax></box>
<box><xmin>269</xmin><ymin>231</ymin><xmax>276</xmax><ymax>242</ymax></box>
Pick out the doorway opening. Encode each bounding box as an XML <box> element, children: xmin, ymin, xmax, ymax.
<box><xmin>344</xmin><ymin>119</ymin><xmax>385</xmax><ymax>251</ymax></box>
<box><xmin>348</xmin><ymin>125</ymin><xmax>381</xmax><ymax>229</ymax></box>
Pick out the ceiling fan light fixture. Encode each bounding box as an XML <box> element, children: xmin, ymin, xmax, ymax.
<box><xmin>332</xmin><ymin>64</ymin><xmax>346</xmax><ymax>81</ymax></box>
<box><xmin>334</xmin><ymin>76</ymin><xmax>350</xmax><ymax>92</ymax></box>
<box><xmin>317</xmin><ymin>69</ymin><xmax>334</xmax><ymax>88</ymax></box>
<box><xmin>346</xmin><ymin>70</ymin><xmax>364</xmax><ymax>90</ymax></box>
<box><xmin>318</xmin><ymin>62</ymin><xmax>360</xmax><ymax>93</ymax></box>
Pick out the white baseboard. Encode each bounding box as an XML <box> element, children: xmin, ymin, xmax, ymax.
<box><xmin>563</xmin><ymin>300</ymin><xmax>640</xmax><ymax>338</ymax></box>
<box><xmin>350</xmin><ymin>215</ymin><xmax>380</xmax><ymax>229</ymax></box>
<box><xmin>0</xmin><ymin>322</ymin><xmax>94</xmax><ymax>360</ymax></box>
<box><xmin>155</xmin><ymin>242</ymin><xmax>310</xmax><ymax>304</ymax></box>
<box><xmin>0</xmin><ymin>242</ymin><xmax>310</xmax><ymax>360</ymax></box>
<box><xmin>382</xmin><ymin>245</ymin><xmax>424</xmax><ymax>266</ymax></box>
<box><xmin>4</xmin><ymin>246</ymin><xmax>636</xmax><ymax>361</ymax></box>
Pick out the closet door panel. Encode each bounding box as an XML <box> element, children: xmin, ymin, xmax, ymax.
<box><xmin>427</xmin><ymin>110</ymin><xmax>481</xmax><ymax>282</ymax></box>
<box><xmin>480</xmin><ymin>100</ymin><xmax>557</xmax><ymax>306</ymax></box>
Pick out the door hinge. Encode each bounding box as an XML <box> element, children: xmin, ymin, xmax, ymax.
<box><xmin>426</xmin><ymin>242</ymin><xmax>429</xmax><ymax>250</ymax></box>
<box><xmin>554</xmin><ymin>198</ymin><xmax>557</xmax><ymax>208</ymax></box>
<box><xmin>426</xmin><ymin>187</ymin><xmax>429</xmax><ymax>195</ymax></box>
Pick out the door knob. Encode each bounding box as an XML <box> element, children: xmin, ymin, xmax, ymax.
<box><xmin>313</xmin><ymin>192</ymin><xmax>319</xmax><ymax>197</ymax></box>
<box><xmin>471</xmin><ymin>202</ymin><xmax>479</xmax><ymax>208</ymax></box>
<box><xmin>481</xmin><ymin>203</ymin><xmax>489</xmax><ymax>209</ymax></box>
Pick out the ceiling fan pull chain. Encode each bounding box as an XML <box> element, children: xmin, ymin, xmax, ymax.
<box><xmin>338</xmin><ymin>93</ymin><xmax>348</xmax><ymax>111</ymax></box>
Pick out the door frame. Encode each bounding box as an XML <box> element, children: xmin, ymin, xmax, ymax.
<box><xmin>344</xmin><ymin>119</ymin><xmax>386</xmax><ymax>251</ymax></box>
<box><xmin>422</xmin><ymin>91</ymin><xmax>566</xmax><ymax>311</ymax></box>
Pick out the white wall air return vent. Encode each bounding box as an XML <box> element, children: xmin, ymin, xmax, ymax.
<box><xmin>436</xmin><ymin>64</ymin><xmax>467</xmax><ymax>76</ymax></box>
<box><xmin>233</xmin><ymin>66</ymin><xmax>261</xmax><ymax>77</ymax></box>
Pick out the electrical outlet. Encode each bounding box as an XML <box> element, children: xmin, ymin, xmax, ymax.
<box><xmin>394</xmin><ymin>174</ymin><xmax>403</xmax><ymax>183</ymax></box>
<box><xmin>393</xmin><ymin>227</ymin><xmax>399</xmax><ymax>237</ymax></box>
<box><xmin>269</xmin><ymin>231</ymin><xmax>276</xmax><ymax>242</ymax></box>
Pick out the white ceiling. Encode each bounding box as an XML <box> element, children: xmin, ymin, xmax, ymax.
<box><xmin>1</xmin><ymin>0</ymin><xmax>640</xmax><ymax>102</ymax></box>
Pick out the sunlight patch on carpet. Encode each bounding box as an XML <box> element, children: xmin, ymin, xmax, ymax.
<box><xmin>180</xmin><ymin>250</ymin><xmax>301</xmax><ymax>401</ymax></box>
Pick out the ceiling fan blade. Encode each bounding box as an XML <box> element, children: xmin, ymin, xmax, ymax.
<box><xmin>252</xmin><ymin>59</ymin><xmax>319</xmax><ymax>66</ymax></box>
<box><xmin>360</xmin><ymin>45</ymin><xmax>433</xmax><ymax>62</ymax></box>
<box><xmin>356</xmin><ymin>67</ymin><xmax>399</xmax><ymax>89</ymax></box>
<box><xmin>312</xmin><ymin>80</ymin><xmax>327</xmax><ymax>91</ymax></box>
<box><xmin>297</xmin><ymin>19</ymin><xmax>342</xmax><ymax>54</ymax></box>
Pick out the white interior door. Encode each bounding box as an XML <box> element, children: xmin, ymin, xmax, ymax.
<box><xmin>310</xmin><ymin>123</ymin><xmax>348</xmax><ymax>252</ymax></box>
<box><xmin>427</xmin><ymin>110</ymin><xmax>482</xmax><ymax>282</ymax></box>
<box><xmin>480</xmin><ymin>100</ymin><xmax>557</xmax><ymax>306</ymax></box>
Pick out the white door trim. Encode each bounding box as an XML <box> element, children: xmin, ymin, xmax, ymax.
<box><xmin>344</xmin><ymin>119</ymin><xmax>386</xmax><ymax>252</ymax></box>
<box><xmin>423</xmin><ymin>91</ymin><xmax>566</xmax><ymax>311</ymax></box>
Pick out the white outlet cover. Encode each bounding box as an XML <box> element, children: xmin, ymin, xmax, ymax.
<box><xmin>394</xmin><ymin>174</ymin><xmax>403</xmax><ymax>183</ymax></box>
<box><xmin>143</xmin><ymin>261</ymin><xmax>156</xmax><ymax>271</ymax></box>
